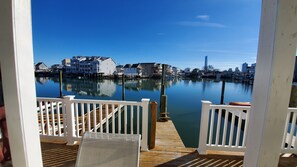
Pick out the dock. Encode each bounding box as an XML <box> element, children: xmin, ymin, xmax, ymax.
<box><xmin>40</xmin><ymin>120</ymin><xmax>297</xmax><ymax>167</ymax></box>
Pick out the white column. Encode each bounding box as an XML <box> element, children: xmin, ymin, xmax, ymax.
<box><xmin>141</xmin><ymin>98</ymin><xmax>150</xmax><ymax>151</ymax></box>
<box><xmin>243</xmin><ymin>0</ymin><xmax>297</xmax><ymax>166</ymax></box>
<box><xmin>0</xmin><ymin>0</ymin><xmax>43</xmax><ymax>166</ymax></box>
<box><xmin>64</xmin><ymin>95</ymin><xmax>77</xmax><ymax>145</ymax></box>
<box><xmin>197</xmin><ymin>101</ymin><xmax>211</xmax><ymax>154</ymax></box>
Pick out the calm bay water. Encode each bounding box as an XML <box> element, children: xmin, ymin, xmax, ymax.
<box><xmin>35</xmin><ymin>77</ymin><xmax>252</xmax><ymax>147</ymax></box>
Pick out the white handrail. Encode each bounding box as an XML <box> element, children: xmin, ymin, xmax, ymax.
<box><xmin>36</xmin><ymin>96</ymin><xmax>150</xmax><ymax>151</ymax></box>
<box><xmin>198</xmin><ymin>101</ymin><xmax>297</xmax><ymax>154</ymax></box>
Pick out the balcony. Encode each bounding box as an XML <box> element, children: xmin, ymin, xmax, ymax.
<box><xmin>35</xmin><ymin>97</ymin><xmax>297</xmax><ymax>166</ymax></box>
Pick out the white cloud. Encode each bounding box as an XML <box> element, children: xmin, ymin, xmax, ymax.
<box><xmin>178</xmin><ymin>21</ymin><xmax>226</xmax><ymax>28</ymax></box>
<box><xmin>196</xmin><ymin>15</ymin><xmax>210</xmax><ymax>21</ymax></box>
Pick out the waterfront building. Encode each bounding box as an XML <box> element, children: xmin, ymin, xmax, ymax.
<box><xmin>183</xmin><ymin>67</ymin><xmax>191</xmax><ymax>77</ymax></box>
<box><xmin>242</xmin><ymin>62</ymin><xmax>248</xmax><ymax>73</ymax></box>
<box><xmin>123</xmin><ymin>63</ymin><xmax>143</xmax><ymax>77</ymax></box>
<box><xmin>115</xmin><ymin>65</ymin><xmax>124</xmax><ymax>76</ymax></box>
<box><xmin>65</xmin><ymin>56</ymin><xmax>116</xmax><ymax>76</ymax></box>
<box><xmin>204</xmin><ymin>56</ymin><xmax>208</xmax><ymax>71</ymax></box>
<box><xmin>51</xmin><ymin>64</ymin><xmax>63</xmax><ymax>73</ymax></box>
<box><xmin>139</xmin><ymin>63</ymin><xmax>160</xmax><ymax>78</ymax></box>
<box><xmin>35</xmin><ymin>62</ymin><xmax>49</xmax><ymax>72</ymax></box>
<box><xmin>153</xmin><ymin>63</ymin><xmax>162</xmax><ymax>77</ymax></box>
<box><xmin>172</xmin><ymin>67</ymin><xmax>181</xmax><ymax>76</ymax></box>
<box><xmin>165</xmin><ymin>65</ymin><xmax>173</xmax><ymax>76</ymax></box>
<box><xmin>250</xmin><ymin>63</ymin><xmax>256</xmax><ymax>74</ymax></box>
<box><xmin>62</xmin><ymin>58</ymin><xmax>71</xmax><ymax>66</ymax></box>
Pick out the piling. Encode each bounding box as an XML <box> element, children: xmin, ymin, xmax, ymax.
<box><xmin>220</xmin><ymin>80</ymin><xmax>225</xmax><ymax>104</ymax></box>
<box><xmin>160</xmin><ymin>64</ymin><xmax>166</xmax><ymax>98</ymax></box>
<box><xmin>59</xmin><ymin>70</ymin><xmax>63</xmax><ymax>98</ymax></box>
<box><xmin>149</xmin><ymin>101</ymin><xmax>158</xmax><ymax>149</ymax></box>
<box><xmin>160</xmin><ymin>95</ymin><xmax>169</xmax><ymax>121</ymax></box>
<box><xmin>122</xmin><ymin>74</ymin><xmax>125</xmax><ymax>100</ymax></box>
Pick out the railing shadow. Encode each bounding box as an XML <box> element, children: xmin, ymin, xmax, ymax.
<box><xmin>156</xmin><ymin>151</ymin><xmax>244</xmax><ymax>167</ymax></box>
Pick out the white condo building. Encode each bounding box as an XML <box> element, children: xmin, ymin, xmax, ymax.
<box><xmin>65</xmin><ymin>56</ymin><xmax>116</xmax><ymax>76</ymax></box>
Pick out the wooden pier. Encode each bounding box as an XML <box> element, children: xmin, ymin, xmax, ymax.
<box><xmin>40</xmin><ymin>119</ymin><xmax>297</xmax><ymax>167</ymax></box>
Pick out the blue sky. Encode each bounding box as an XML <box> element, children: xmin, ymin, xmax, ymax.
<box><xmin>32</xmin><ymin>0</ymin><xmax>261</xmax><ymax>70</ymax></box>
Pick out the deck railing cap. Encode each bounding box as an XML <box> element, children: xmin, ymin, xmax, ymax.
<box><xmin>141</xmin><ymin>98</ymin><xmax>150</xmax><ymax>102</ymax></box>
<box><xmin>201</xmin><ymin>100</ymin><xmax>212</xmax><ymax>104</ymax></box>
<box><xmin>63</xmin><ymin>95</ymin><xmax>75</xmax><ymax>100</ymax></box>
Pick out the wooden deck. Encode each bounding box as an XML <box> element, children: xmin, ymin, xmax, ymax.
<box><xmin>40</xmin><ymin>120</ymin><xmax>297</xmax><ymax>167</ymax></box>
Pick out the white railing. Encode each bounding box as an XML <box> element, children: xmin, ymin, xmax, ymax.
<box><xmin>198</xmin><ymin>101</ymin><xmax>297</xmax><ymax>154</ymax></box>
<box><xmin>37</xmin><ymin>98</ymin><xmax>65</xmax><ymax>140</ymax></box>
<box><xmin>198</xmin><ymin>101</ymin><xmax>250</xmax><ymax>154</ymax></box>
<box><xmin>37</xmin><ymin>95</ymin><xmax>150</xmax><ymax>151</ymax></box>
<box><xmin>281</xmin><ymin>108</ymin><xmax>297</xmax><ymax>153</ymax></box>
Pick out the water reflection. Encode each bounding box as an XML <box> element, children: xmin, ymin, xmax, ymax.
<box><xmin>35</xmin><ymin>77</ymin><xmax>253</xmax><ymax>98</ymax></box>
<box><xmin>120</xmin><ymin>78</ymin><xmax>180</xmax><ymax>91</ymax></box>
<box><xmin>36</xmin><ymin>77</ymin><xmax>50</xmax><ymax>85</ymax></box>
<box><xmin>63</xmin><ymin>79</ymin><xmax>116</xmax><ymax>97</ymax></box>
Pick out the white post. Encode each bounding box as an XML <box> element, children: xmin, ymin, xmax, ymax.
<box><xmin>141</xmin><ymin>98</ymin><xmax>150</xmax><ymax>151</ymax></box>
<box><xmin>197</xmin><ymin>101</ymin><xmax>212</xmax><ymax>154</ymax></box>
<box><xmin>64</xmin><ymin>95</ymin><xmax>77</xmax><ymax>145</ymax></box>
<box><xmin>0</xmin><ymin>0</ymin><xmax>43</xmax><ymax>166</ymax></box>
<box><xmin>244</xmin><ymin>0</ymin><xmax>297</xmax><ymax>166</ymax></box>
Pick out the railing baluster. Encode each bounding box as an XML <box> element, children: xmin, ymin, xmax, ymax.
<box><xmin>222</xmin><ymin>109</ymin><xmax>229</xmax><ymax>146</ymax></box>
<box><xmin>118</xmin><ymin>105</ymin><xmax>121</xmax><ymax>134</ymax></box>
<box><xmin>100</xmin><ymin>104</ymin><xmax>103</xmax><ymax>133</ymax></box>
<box><xmin>39</xmin><ymin>101</ymin><xmax>45</xmax><ymax>135</ymax></box>
<box><xmin>208</xmin><ymin>108</ymin><xmax>215</xmax><ymax>145</ymax></box>
<box><xmin>235</xmin><ymin>110</ymin><xmax>243</xmax><ymax>147</ymax></box>
<box><xmin>112</xmin><ymin>104</ymin><xmax>115</xmax><ymax>134</ymax></box>
<box><xmin>50</xmin><ymin>102</ymin><xmax>55</xmax><ymax>136</ymax></box>
<box><xmin>130</xmin><ymin>105</ymin><xmax>134</xmax><ymax>134</ymax></box>
<box><xmin>215</xmin><ymin>109</ymin><xmax>222</xmax><ymax>146</ymax></box>
<box><xmin>106</xmin><ymin>104</ymin><xmax>109</xmax><ymax>133</ymax></box>
<box><xmin>81</xmin><ymin>103</ymin><xmax>85</xmax><ymax>134</ymax></box>
<box><xmin>45</xmin><ymin>102</ymin><xmax>50</xmax><ymax>135</ymax></box>
<box><xmin>124</xmin><ymin>105</ymin><xmax>127</xmax><ymax>134</ymax></box>
<box><xmin>93</xmin><ymin>103</ymin><xmax>97</xmax><ymax>132</ymax></box>
<box><xmin>62</xmin><ymin>102</ymin><xmax>67</xmax><ymax>135</ymax></box>
<box><xmin>229</xmin><ymin>112</ymin><xmax>235</xmax><ymax>146</ymax></box>
<box><xmin>57</xmin><ymin>102</ymin><xmax>61</xmax><ymax>136</ymax></box>
<box><xmin>137</xmin><ymin>105</ymin><xmax>139</xmax><ymax>134</ymax></box>
<box><xmin>87</xmin><ymin>103</ymin><xmax>91</xmax><ymax>131</ymax></box>
<box><xmin>288</xmin><ymin>112</ymin><xmax>297</xmax><ymax>149</ymax></box>
<box><xmin>242</xmin><ymin>109</ymin><xmax>250</xmax><ymax>147</ymax></box>
<box><xmin>75</xmin><ymin>103</ymin><xmax>79</xmax><ymax>136</ymax></box>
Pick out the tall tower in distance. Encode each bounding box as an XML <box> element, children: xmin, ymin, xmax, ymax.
<box><xmin>204</xmin><ymin>56</ymin><xmax>208</xmax><ymax>71</ymax></box>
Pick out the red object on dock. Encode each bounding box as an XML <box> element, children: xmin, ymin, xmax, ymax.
<box><xmin>229</xmin><ymin>102</ymin><xmax>251</xmax><ymax>106</ymax></box>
